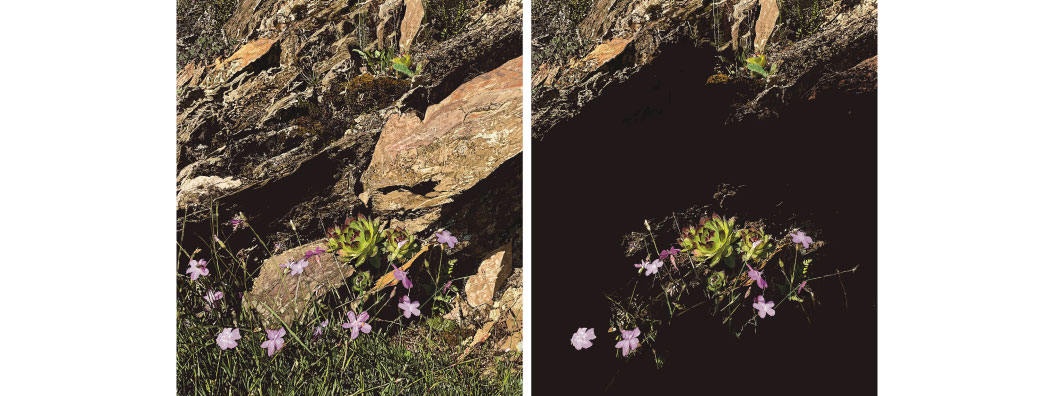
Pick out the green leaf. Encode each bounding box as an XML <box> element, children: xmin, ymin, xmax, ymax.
<box><xmin>746</xmin><ymin>62</ymin><xmax>770</xmax><ymax>78</ymax></box>
<box><xmin>392</xmin><ymin>62</ymin><xmax>415</xmax><ymax>77</ymax></box>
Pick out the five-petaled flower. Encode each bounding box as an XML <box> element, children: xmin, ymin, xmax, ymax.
<box><xmin>791</xmin><ymin>230</ymin><xmax>814</xmax><ymax>249</ymax></box>
<box><xmin>398</xmin><ymin>295</ymin><xmax>421</xmax><ymax>318</ymax></box>
<box><xmin>216</xmin><ymin>328</ymin><xmax>241</xmax><ymax>350</ymax></box>
<box><xmin>304</xmin><ymin>247</ymin><xmax>326</xmax><ymax>260</ymax></box>
<box><xmin>614</xmin><ymin>328</ymin><xmax>641</xmax><ymax>357</ymax></box>
<box><xmin>392</xmin><ymin>264</ymin><xmax>413</xmax><ymax>289</ymax></box>
<box><xmin>745</xmin><ymin>263</ymin><xmax>768</xmax><ymax>289</ymax></box>
<box><xmin>659</xmin><ymin>247</ymin><xmax>681</xmax><ymax>261</ymax></box>
<box><xmin>260</xmin><ymin>328</ymin><xmax>286</xmax><ymax>356</ymax></box>
<box><xmin>186</xmin><ymin>259</ymin><xmax>209</xmax><ymax>280</ymax></box>
<box><xmin>204</xmin><ymin>290</ymin><xmax>223</xmax><ymax>309</ymax></box>
<box><xmin>435</xmin><ymin>230</ymin><xmax>458</xmax><ymax>249</ymax></box>
<box><xmin>635</xmin><ymin>259</ymin><xmax>663</xmax><ymax>276</ymax></box>
<box><xmin>659</xmin><ymin>246</ymin><xmax>681</xmax><ymax>270</ymax></box>
<box><xmin>753</xmin><ymin>295</ymin><xmax>776</xmax><ymax>319</ymax></box>
<box><xmin>570</xmin><ymin>328</ymin><xmax>596</xmax><ymax>350</ymax></box>
<box><xmin>313</xmin><ymin>320</ymin><xmax>329</xmax><ymax>338</ymax></box>
<box><xmin>342</xmin><ymin>309</ymin><xmax>373</xmax><ymax>340</ymax></box>
<box><xmin>281</xmin><ymin>259</ymin><xmax>309</xmax><ymax>276</ymax></box>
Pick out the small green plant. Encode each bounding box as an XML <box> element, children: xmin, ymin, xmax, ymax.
<box><xmin>382</xmin><ymin>226</ymin><xmax>419</xmax><ymax>263</ymax></box>
<box><xmin>679</xmin><ymin>213</ymin><xmax>737</xmax><ymax>267</ymax></box>
<box><xmin>745</xmin><ymin>54</ymin><xmax>770</xmax><ymax>78</ymax></box>
<box><xmin>326</xmin><ymin>214</ymin><xmax>384</xmax><ymax>268</ymax></box>
<box><xmin>784</xmin><ymin>0</ymin><xmax>828</xmax><ymax>41</ymax></box>
<box><xmin>707</xmin><ymin>270</ymin><xmax>727</xmax><ymax>292</ymax></box>
<box><xmin>426</xmin><ymin>0</ymin><xmax>472</xmax><ymax>41</ymax></box>
<box><xmin>735</xmin><ymin>225</ymin><xmax>774</xmax><ymax>263</ymax></box>
<box><xmin>353</xmin><ymin>47</ymin><xmax>398</xmax><ymax>76</ymax></box>
<box><xmin>391</xmin><ymin>53</ymin><xmax>423</xmax><ymax>78</ymax></box>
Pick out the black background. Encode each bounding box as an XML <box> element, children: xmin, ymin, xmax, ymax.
<box><xmin>532</xmin><ymin>41</ymin><xmax>876</xmax><ymax>394</ymax></box>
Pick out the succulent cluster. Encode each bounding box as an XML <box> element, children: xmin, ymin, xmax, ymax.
<box><xmin>326</xmin><ymin>214</ymin><xmax>383</xmax><ymax>268</ymax></box>
<box><xmin>679</xmin><ymin>213</ymin><xmax>737</xmax><ymax>267</ymax></box>
<box><xmin>735</xmin><ymin>225</ymin><xmax>774</xmax><ymax>263</ymax></box>
<box><xmin>382</xmin><ymin>226</ymin><xmax>418</xmax><ymax>263</ymax></box>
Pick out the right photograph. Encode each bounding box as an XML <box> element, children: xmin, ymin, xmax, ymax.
<box><xmin>531</xmin><ymin>0</ymin><xmax>876</xmax><ymax>394</ymax></box>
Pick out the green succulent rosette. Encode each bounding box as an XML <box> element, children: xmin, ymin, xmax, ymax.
<box><xmin>326</xmin><ymin>214</ymin><xmax>384</xmax><ymax>268</ymax></box>
<box><xmin>707</xmin><ymin>270</ymin><xmax>727</xmax><ymax>292</ymax></box>
<box><xmin>735</xmin><ymin>225</ymin><xmax>774</xmax><ymax>263</ymax></box>
<box><xmin>678</xmin><ymin>213</ymin><xmax>737</xmax><ymax>267</ymax></box>
<box><xmin>382</xmin><ymin>226</ymin><xmax>417</xmax><ymax>263</ymax></box>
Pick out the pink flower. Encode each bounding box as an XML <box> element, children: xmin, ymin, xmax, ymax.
<box><xmin>341</xmin><ymin>310</ymin><xmax>373</xmax><ymax>340</ymax></box>
<box><xmin>304</xmin><ymin>247</ymin><xmax>326</xmax><ymax>260</ymax></box>
<box><xmin>658</xmin><ymin>247</ymin><xmax>681</xmax><ymax>260</ymax></box>
<box><xmin>186</xmin><ymin>259</ymin><xmax>209</xmax><ymax>280</ymax></box>
<box><xmin>229</xmin><ymin>214</ymin><xmax>247</xmax><ymax>231</ymax></box>
<box><xmin>203</xmin><ymin>290</ymin><xmax>223</xmax><ymax>309</ymax></box>
<box><xmin>634</xmin><ymin>259</ymin><xmax>663</xmax><ymax>276</ymax></box>
<box><xmin>435</xmin><ymin>230</ymin><xmax>458</xmax><ymax>249</ymax></box>
<box><xmin>216</xmin><ymin>328</ymin><xmax>241</xmax><ymax>350</ymax></box>
<box><xmin>753</xmin><ymin>295</ymin><xmax>776</xmax><ymax>318</ymax></box>
<box><xmin>570</xmin><ymin>328</ymin><xmax>596</xmax><ymax>350</ymax></box>
<box><xmin>797</xmin><ymin>280</ymin><xmax>807</xmax><ymax>294</ymax></box>
<box><xmin>313</xmin><ymin>320</ymin><xmax>329</xmax><ymax>338</ymax></box>
<box><xmin>281</xmin><ymin>259</ymin><xmax>309</xmax><ymax>276</ymax></box>
<box><xmin>745</xmin><ymin>263</ymin><xmax>768</xmax><ymax>289</ymax></box>
<box><xmin>398</xmin><ymin>295</ymin><xmax>421</xmax><ymax>318</ymax></box>
<box><xmin>791</xmin><ymin>230</ymin><xmax>814</xmax><ymax>249</ymax></box>
<box><xmin>614</xmin><ymin>328</ymin><xmax>641</xmax><ymax>357</ymax></box>
<box><xmin>392</xmin><ymin>264</ymin><xmax>413</xmax><ymax>289</ymax></box>
<box><xmin>442</xmin><ymin>280</ymin><xmax>453</xmax><ymax>294</ymax></box>
<box><xmin>260</xmin><ymin>328</ymin><xmax>286</xmax><ymax>356</ymax></box>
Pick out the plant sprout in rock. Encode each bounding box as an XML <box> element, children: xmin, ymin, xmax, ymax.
<box><xmin>326</xmin><ymin>214</ymin><xmax>383</xmax><ymax>268</ymax></box>
<box><xmin>391</xmin><ymin>53</ymin><xmax>423</xmax><ymax>78</ymax></box>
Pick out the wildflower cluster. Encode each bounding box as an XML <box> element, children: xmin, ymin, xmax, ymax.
<box><xmin>181</xmin><ymin>211</ymin><xmax>464</xmax><ymax>360</ymax></box>
<box><xmin>574</xmin><ymin>209</ymin><xmax>854</xmax><ymax>361</ymax></box>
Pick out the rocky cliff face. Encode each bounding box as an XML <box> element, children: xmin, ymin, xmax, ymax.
<box><xmin>177</xmin><ymin>0</ymin><xmax>523</xmax><ymax>275</ymax></box>
<box><xmin>531</xmin><ymin>0</ymin><xmax>876</xmax><ymax>139</ymax></box>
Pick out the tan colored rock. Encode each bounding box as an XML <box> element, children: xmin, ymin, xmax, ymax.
<box><xmin>465</xmin><ymin>244</ymin><xmax>513</xmax><ymax>307</ymax></box>
<box><xmin>204</xmin><ymin>37</ymin><xmax>280</xmax><ymax>84</ymax></box>
<box><xmin>573</xmin><ymin>37</ymin><xmax>631</xmax><ymax>74</ymax></box>
<box><xmin>377</xmin><ymin>0</ymin><xmax>403</xmax><ymax>48</ymax></box>
<box><xmin>458</xmin><ymin>320</ymin><xmax>496</xmax><ymax>361</ymax></box>
<box><xmin>731</xmin><ymin>0</ymin><xmax>758</xmax><ymax>53</ymax></box>
<box><xmin>177</xmin><ymin>176</ymin><xmax>242</xmax><ymax>208</ymax></box>
<box><xmin>242</xmin><ymin>240</ymin><xmax>355</xmax><ymax>327</ymax></box>
<box><xmin>361</xmin><ymin>57</ymin><xmax>523</xmax><ymax>230</ymax></box>
<box><xmin>399</xmin><ymin>0</ymin><xmax>425</xmax><ymax>52</ymax></box>
<box><xmin>754</xmin><ymin>0</ymin><xmax>779</xmax><ymax>53</ymax></box>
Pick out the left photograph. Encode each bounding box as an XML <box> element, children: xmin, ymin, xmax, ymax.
<box><xmin>176</xmin><ymin>0</ymin><xmax>523</xmax><ymax>394</ymax></box>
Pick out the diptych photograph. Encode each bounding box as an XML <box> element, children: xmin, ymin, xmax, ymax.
<box><xmin>173</xmin><ymin>0</ymin><xmax>875</xmax><ymax>393</ymax></box>
<box><xmin>14</xmin><ymin>0</ymin><xmax>1054</xmax><ymax>394</ymax></box>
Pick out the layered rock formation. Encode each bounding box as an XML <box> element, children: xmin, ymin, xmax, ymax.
<box><xmin>177</xmin><ymin>0</ymin><xmax>523</xmax><ymax>279</ymax></box>
<box><xmin>531</xmin><ymin>0</ymin><xmax>877</xmax><ymax>138</ymax></box>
